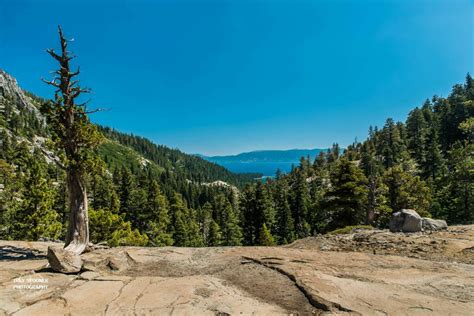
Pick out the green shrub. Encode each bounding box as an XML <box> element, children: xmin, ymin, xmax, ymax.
<box><xmin>89</xmin><ymin>208</ymin><xmax>148</xmax><ymax>246</ymax></box>
<box><xmin>327</xmin><ymin>225</ymin><xmax>374</xmax><ymax>235</ymax></box>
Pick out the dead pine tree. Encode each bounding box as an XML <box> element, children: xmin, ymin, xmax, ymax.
<box><xmin>42</xmin><ymin>26</ymin><xmax>103</xmax><ymax>271</ymax></box>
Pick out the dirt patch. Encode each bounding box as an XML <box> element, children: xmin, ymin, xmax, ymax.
<box><xmin>218</xmin><ymin>258</ymin><xmax>319</xmax><ymax>315</ymax></box>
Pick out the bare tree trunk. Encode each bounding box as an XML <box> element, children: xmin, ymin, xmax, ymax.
<box><xmin>64</xmin><ymin>169</ymin><xmax>89</xmax><ymax>255</ymax></box>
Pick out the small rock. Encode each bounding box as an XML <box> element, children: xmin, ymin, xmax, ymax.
<box><xmin>47</xmin><ymin>246</ymin><xmax>83</xmax><ymax>273</ymax></box>
<box><xmin>80</xmin><ymin>271</ymin><xmax>100</xmax><ymax>280</ymax></box>
<box><xmin>106</xmin><ymin>250</ymin><xmax>135</xmax><ymax>271</ymax></box>
<box><xmin>422</xmin><ymin>218</ymin><xmax>448</xmax><ymax>231</ymax></box>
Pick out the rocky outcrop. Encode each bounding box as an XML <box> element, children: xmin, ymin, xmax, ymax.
<box><xmin>0</xmin><ymin>69</ymin><xmax>43</xmax><ymax>117</ymax></box>
<box><xmin>2</xmin><ymin>228</ymin><xmax>474</xmax><ymax>316</ymax></box>
<box><xmin>47</xmin><ymin>246</ymin><xmax>83</xmax><ymax>273</ymax></box>
<box><xmin>422</xmin><ymin>218</ymin><xmax>448</xmax><ymax>231</ymax></box>
<box><xmin>389</xmin><ymin>209</ymin><xmax>423</xmax><ymax>233</ymax></box>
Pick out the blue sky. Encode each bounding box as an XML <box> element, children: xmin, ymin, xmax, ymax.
<box><xmin>1</xmin><ymin>0</ymin><xmax>473</xmax><ymax>155</ymax></box>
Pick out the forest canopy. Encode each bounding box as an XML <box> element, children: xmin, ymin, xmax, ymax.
<box><xmin>0</xmin><ymin>72</ymin><xmax>472</xmax><ymax>246</ymax></box>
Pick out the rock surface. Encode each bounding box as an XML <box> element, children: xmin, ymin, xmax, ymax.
<box><xmin>47</xmin><ymin>246</ymin><xmax>83</xmax><ymax>274</ymax></box>
<box><xmin>1</xmin><ymin>225</ymin><xmax>474</xmax><ymax>315</ymax></box>
<box><xmin>423</xmin><ymin>217</ymin><xmax>448</xmax><ymax>231</ymax></box>
<box><xmin>0</xmin><ymin>70</ymin><xmax>43</xmax><ymax>116</ymax></box>
<box><xmin>389</xmin><ymin>208</ymin><xmax>423</xmax><ymax>232</ymax></box>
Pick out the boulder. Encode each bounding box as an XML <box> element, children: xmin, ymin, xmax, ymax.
<box><xmin>389</xmin><ymin>209</ymin><xmax>422</xmax><ymax>233</ymax></box>
<box><xmin>47</xmin><ymin>246</ymin><xmax>83</xmax><ymax>273</ymax></box>
<box><xmin>106</xmin><ymin>250</ymin><xmax>136</xmax><ymax>271</ymax></box>
<box><xmin>422</xmin><ymin>218</ymin><xmax>448</xmax><ymax>231</ymax></box>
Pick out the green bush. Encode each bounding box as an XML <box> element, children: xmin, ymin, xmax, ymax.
<box><xmin>327</xmin><ymin>225</ymin><xmax>374</xmax><ymax>235</ymax></box>
<box><xmin>89</xmin><ymin>208</ymin><xmax>148</xmax><ymax>246</ymax></box>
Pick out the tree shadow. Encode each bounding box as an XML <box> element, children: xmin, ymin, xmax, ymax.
<box><xmin>0</xmin><ymin>245</ymin><xmax>47</xmax><ymax>261</ymax></box>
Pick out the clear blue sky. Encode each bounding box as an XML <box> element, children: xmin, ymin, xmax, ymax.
<box><xmin>1</xmin><ymin>0</ymin><xmax>473</xmax><ymax>155</ymax></box>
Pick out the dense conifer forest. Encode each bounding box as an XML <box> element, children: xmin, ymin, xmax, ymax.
<box><xmin>0</xmin><ymin>72</ymin><xmax>472</xmax><ymax>246</ymax></box>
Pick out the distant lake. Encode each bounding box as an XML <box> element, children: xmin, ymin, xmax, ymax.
<box><xmin>215</xmin><ymin>161</ymin><xmax>296</xmax><ymax>176</ymax></box>
<box><xmin>200</xmin><ymin>148</ymin><xmax>329</xmax><ymax>177</ymax></box>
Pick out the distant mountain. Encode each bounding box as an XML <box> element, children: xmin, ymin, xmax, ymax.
<box><xmin>200</xmin><ymin>149</ymin><xmax>328</xmax><ymax>176</ymax></box>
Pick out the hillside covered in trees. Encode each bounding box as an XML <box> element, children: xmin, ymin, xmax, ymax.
<box><xmin>0</xmin><ymin>69</ymin><xmax>472</xmax><ymax>247</ymax></box>
<box><xmin>0</xmin><ymin>69</ymin><xmax>253</xmax><ymax>247</ymax></box>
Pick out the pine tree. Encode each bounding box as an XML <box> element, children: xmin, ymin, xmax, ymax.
<box><xmin>438</xmin><ymin>142</ymin><xmax>473</xmax><ymax>224</ymax></box>
<box><xmin>169</xmin><ymin>192</ymin><xmax>204</xmax><ymax>247</ymax></box>
<box><xmin>145</xmin><ymin>179</ymin><xmax>173</xmax><ymax>246</ymax></box>
<box><xmin>198</xmin><ymin>202</ymin><xmax>213</xmax><ymax>245</ymax></box>
<box><xmin>258</xmin><ymin>223</ymin><xmax>275</xmax><ymax>246</ymax></box>
<box><xmin>186</xmin><ymin>207</ymin><xmax>205</xmax><ymax>247</ymax></box>
<box><xmin>207</xmin><ymin>219</ymin><xmax>223</xmax><ymax>246</ymax></box>
<box><xmin>322</xmin><ymin>158</ymin><xmax>368</xmax><ymax>231</ymax></box>
<box><xmin>406</xmin><ymin>107</ymin><xmax>427</xmax><ymax>165</ymax></box>
<box><xmin>422</xmin><ymin>126</ymin><xmax>445</xmax><ymax>181</ymax></box>
<box><xmin>274</xmin><ymin>177</ymin><xmax>295</xmax><ymax>244</ymax></box>
<box><xmin>380</xmin><ymin>118</ymin><xmax>405</xmax><ymax>168</ymax></box>
<box><xmin>383</xmin><ymin>165</ymin><xmax>431</xmax><ymax>216</ymax></box>
<box><xmin>90</xmin><ymin>166</ymin><xmax>120</xmax><ymax>213</ymax></box>
<box><xmin>16</xmin><ymin>152</ymin><xmax>62</xmax><ymax>240</ymax></box>
<box><xmin>118</xmin><ymin>167</ymin><xmax>134</xmax><ymax>212</ymax></box>
<box><xmin>313</xmin><ymin>151</ymin><xmax>327</xmax><ymax>171</ymax></box>
<box><xmin>0</xmin><ymin>129</ymin><xmax>13</xmax><ymax>160</ymax></box>
<box><xmin>240</xmin><ymin>184</ymin><xmax>257</xmax><ymax>245</ymax></box>
<box><xmin>360</xmin><ymin>139</ymin><xmax>379</xmax><ymax>177</ymax></box>
<box><xmin>127</xmin><ymin>186</ymin><xmax>147</xmax><ymax>230</ymax></box>
<box><xmin>254</xmin><ymin>181</ymin><xmax>275</xmax><ymax>240</ymax></box>
<box><xmin>291</xmin><ymin>168</ymin><xmax>311</xmax><ymax>238</ymax></box>
<box><xmin>169</xmin><ymin>193</ymin><xmax>188</xmax><ymax>246</ymax></box>
<box><xmin>465</xmin><ymin>73</ymin><xmax>474</xmax><ymax>99</ymax></box>
<box><xmin>366</xmin><ymin>175</ymin><xmax>391</xmax><ymax>227</ymax></box>
<box><xmin>42</xmin><ymin>26</ymin><xmax>103</xmax><ymax>254</ymax></box>
<box><xmin>221</xmin><ymin>203</ymin><xmax>242</xmax><ymax>246</ymax></box>
<box><xmin>327</xmin><ymin>143</ymin><xmax>340</xmax><ymax>164</ymax></box>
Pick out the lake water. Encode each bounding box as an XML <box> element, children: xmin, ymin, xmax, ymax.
<box><xmin>216</xmin><ymin>161</ymin><xmax>296</xmax><ymax>177</ymax></box>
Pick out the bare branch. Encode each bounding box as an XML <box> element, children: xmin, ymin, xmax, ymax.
<box><xmin>46</xmin><ymin>48</ymin><xmax>62</xmax><ymax>62</ymax></box>
<box><xmin>76</xmin><ymin>98</ymin><xmax>91</xmax><ymax>107</ymax></box>
<box><xmin>71</xmin><ymin>86</ymin><xmax>91</xmax><ymax>93</ymax></box>
<box><xmin>71</xmin><ymin>87</ymin><xmax>91</xmax><ymax>99</ymax></box>
<box><xmin>41</xmin><ymin>77</ymin><xmax>60</xmax><ymax>88</ymax></box>
<box><xmin>70</xmin><ymin>67</ymin><xmax>80</xmax><ymax>78</ymax></box>
<box><xmin>70</xmin><ymin>80</ymin><xmax>80</xmax><ymax>87</ymax></box>
<box><xmin>84</xmin><ymin>108</ymin><xmax>108</xmax><ymax>114</ymax></box>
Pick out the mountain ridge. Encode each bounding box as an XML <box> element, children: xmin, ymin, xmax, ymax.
<box><xmin>201</xmin><ymin>148</ymin><xmax>328</xmax><ymax>162</ymax></box>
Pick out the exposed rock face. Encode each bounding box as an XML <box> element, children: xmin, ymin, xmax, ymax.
<box><xmin>422</xmin><ymin>218</ymin><xmax>448</xmax><ymax>231</ymax></box>
<box><xmin>47</xmin><ymin>246</ymin><xmax>83</xmax><ymax>273</ymax></box>
<box><xmin>2</xmin><ymin>227</ymin><xmax>474</xmax><ymax>316</ymax></box>
<box><xmin>389</xmin><ymin>209</ymin><xmax>422</xmax><ymax>232</ymax></box>
<box><xmin>0</xmin><ymin>69</ymin><xmax>43</xmax><ymax>117</ymax></box>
